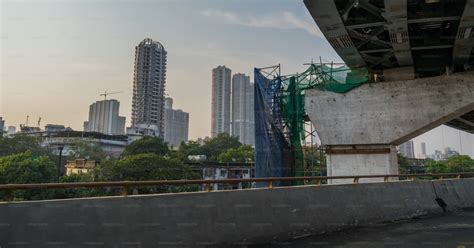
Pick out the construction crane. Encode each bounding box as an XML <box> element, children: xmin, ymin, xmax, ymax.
<box><xmin>100</xmin><ymin>91</ymin><xmax>123</xmax><ymax>100</ymax></box>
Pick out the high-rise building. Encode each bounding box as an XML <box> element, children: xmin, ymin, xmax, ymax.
<box><xmin>231</xmin><ymin>73</ymin><xmax>255</xmax><ymax>146</ymax></box>
<box><xmin>131</xmin><ymin>38</ymin><xmax>167</xmax><ymax>138</ymax></box>
<box><xmin>247</xmin><ymin>82</ymin><xmax>255</xmax><ymax>146</ymax></box>
<box><xmin>0</xmin><ymin>117</ymin><xmax>4</xmax><ymax>136</ymax></box>
<box><xmin>211</xmin><ymin>65</ymin><xmax>231</xmax><ymax>137</ymax></box>
<box><xmin>163</xmin><ymin>97</ymin><xmax>189</xmax><ymax>148</ymax></box>
<box><xmin>84</xmin><ymin>99</ymin><xmax>126</xmax><ymax>135</ymax></box>
<box><xmin>420</xmin><ymin>142</ymin><xmax>427</xmax><ymax>159</ymax></box>
<box><xmin>399</xmin><ymin>140</ymin><xmax>415</xmax><ymax>158</ymax></box>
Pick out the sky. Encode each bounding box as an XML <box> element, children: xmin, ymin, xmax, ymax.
<box><xmin>1</xmin><ymin>0</ymin><xmax>473</xmax><ymax>157</ymax></box>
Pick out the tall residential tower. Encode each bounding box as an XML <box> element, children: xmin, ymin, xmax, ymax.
<box><xmin>231</xmin><ymin>73</ymin><xmax>255</xmax><ymax>146</ymax></box>
<box><xmin>130</xmin><ymin>38</ymin><xmax>167</xmax><ymax>138</ymax></box>
<box><xmin>211</xmin><ymin>65</ymin><xmax>231</xmax><ymax>137</ymax></box>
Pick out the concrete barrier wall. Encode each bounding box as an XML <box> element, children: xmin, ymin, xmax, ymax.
<box><xmin>2</xmin><ymin>180</ymin><xmax>471</xmax><ymax>247</ymax></box>
<box><xmin>433</xmin><ymin>178</ymin><xmax>474</xmax><ymax>210</ymax></box>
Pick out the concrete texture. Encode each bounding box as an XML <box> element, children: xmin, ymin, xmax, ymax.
<box><xmin>327</xmin><ymin>145</ymin><xmax>398</xmax><ymax>184</ymax></box>
<box><xmin>305</xmin><ymin>72</ymin><xmax>474</xmax><ymax>146</ymax></box>
<box><xmin>432</xmin><ymin>178</ymin><xmax>474</xmax><ymax>211</ymax></box>
<box><xmin>305</xmin><ymin>72</ymin><xmax>474</xmax><ymax>181</ymax></box>
<box><xmin>0</xmin><ymin>181</ymin><xmax>453</xmax><ymax>247</ymax></box>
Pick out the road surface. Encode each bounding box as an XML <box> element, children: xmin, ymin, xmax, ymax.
<box><xmin>262</xmin><ymin>208</ymin><xmax>474</xmax><ymax>247</ymax></box>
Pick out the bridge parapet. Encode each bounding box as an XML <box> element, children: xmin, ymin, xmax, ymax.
<box><xmin>1</xmin><ymin>177</ymin><xmax>474</xmax><ymax>246</ymax></box>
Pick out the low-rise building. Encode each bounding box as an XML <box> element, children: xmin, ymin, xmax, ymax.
<box><xmin>21</xmin><ymin>130</ymin><xmax>127</xmax><ymax>158</ymax></box>
<box><xmin>187</xmin><ymin>162</ymin><xmax>253</xmax><ymax>191</ymax></box>
<box><xmin>65</xmin><ymin>159</ymin><xmax>96</xmax><ymax>175</ymax></box>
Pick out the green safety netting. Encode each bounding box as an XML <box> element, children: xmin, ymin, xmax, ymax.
<box><xmin>280</xmin><ymin>64</ymin><xmax>368</xmax><ymax>177</ymax></box>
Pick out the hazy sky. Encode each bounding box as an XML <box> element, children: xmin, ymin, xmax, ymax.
<box><xmin>1</xmin><ymin>0</ymin><xmax>473</xmax><ymax>157</ymax></box>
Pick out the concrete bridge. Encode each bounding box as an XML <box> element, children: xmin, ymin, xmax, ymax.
<box><xmin>1</xmin><ymin>177</ymin><xmax>474</xmax><ymax>247</ymax></box>
<box><xmin>303</xmin><ymin>0</ymin><xmax>474</xmax><ymax>181</ymax></box>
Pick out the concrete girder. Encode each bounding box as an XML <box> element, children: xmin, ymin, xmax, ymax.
<box><xmin>452</xmin><ymin>0</ymin><xmax>474</xmax><ymax>71</ymax></box>
<box><xmin>384</xmin><ymin>0</ymin><xmax>413</xmax><ymax>66</ymax></box>
<box><xmin>304</xmin><ymin>0</ymin><xmax>367</xmax><ymax>68</ymax></box>
<box><xmin>305</xmin><ymin>72</ymin><xmax>474</xmax><ymax>182</ymax></box>
<box><xmin>305</xmin><ymin>72</ymin><xmax>474</xmax><ymax>146</ymax></box>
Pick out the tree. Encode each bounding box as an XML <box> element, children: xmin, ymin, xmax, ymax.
<box><xmin>201</xmin><ymin>133</ymin><xmax>242</xmax><ymax>161</ymax></box>
<box><xmin>68</xmin><ymin>140</ymin><xmax>108</xmax><ymax>161</ymax></box>
<box><xmin>398</xmin><ymin>154</ymin><xmax>410</xmax><ymax>174</ymax></box>
<box><xmin>446</xmin><ymin>155</ymin><xmax>474</xmax><ymax>172</ymax></box>
<box><xmin>106</xmin><ymin>153</ymin><xmax>197</xmax><ymax>181</ymax></box>
<box><xmin>218</xmin><ymin>145</ymin><xmax>255</xmax><ymax>163</ymax></box>
<box><xmin>426</xmin><ymin>159</ymin><xmax>449</xmax><ymax>174</ymax></box>
<box><xmin>0</xmin><ymin>134</ymin><xmax>53</xmax><ymax>158</ymax></box>
<box><xmin>122</xmin><ymin>137</ymin><xmax>170</xmax><ymax>157</ymax></box>
<box><xmin>0</xmin><ymin>152</ymin><xmax>56</xmax><ymax>200</ymax></box>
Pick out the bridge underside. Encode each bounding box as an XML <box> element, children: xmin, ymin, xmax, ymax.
<box><xmin>304</xmin><ymin>0</ymin><xmax>474</xmax><ymax>134</ymax></box>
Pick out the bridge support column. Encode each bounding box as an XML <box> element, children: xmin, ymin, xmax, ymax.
<box><xmin>305</xmin><ymin>73</ymin><xmax>474</xmax><ymax>184</ymax></box>
<box><xmin>326</xmin><ymin>145</ymin><xmax>398</xmax><ymax>184</ymax></box>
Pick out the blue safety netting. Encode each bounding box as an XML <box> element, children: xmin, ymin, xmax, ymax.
<box><xmin>254</xmin><ymin>68</ymin><xmax>292</xmax><ymax>184</ymax></box>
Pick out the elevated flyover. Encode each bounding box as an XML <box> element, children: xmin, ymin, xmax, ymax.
<box><xmin>303</xmin><ymin>0</ymin><xmax>474</xmax><ymax>181</ymax></box>
<box><xmin>304</xmin><ymin>0</ymin><xmax>474</xmax><ymax>134</ymax></box>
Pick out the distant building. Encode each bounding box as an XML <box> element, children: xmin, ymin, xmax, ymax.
<box><xmin>38</xmin><ymin>131</ymin><xmax>127</xmax><ymax>158</ymax></box>
<box><xmin>0</xmin><ymin>117</ymin><xmax>4</xmax><ymax>136</ymax></box>
<box><xmin>231</xmin><ymin>73</ymin><xmax>255</xmax><ymax>146</ymax></box>
<box><xmin>45</xmin><ymin>124</ymin><xmax>72</xmax><ymax>132</ymax></box>
<box><xmin>7</xmin><ymin>126</ymin><xmax>16</xmax><ymax>136</ymax></box>
<box><xmin>84</xmin><ymin>99</ymin><xmax>126</xmax><ymax>135</ymax></box>
<box><xmin>420</xmin><ymin>142</ymin><xmax>427</xmax><ymax>159</ymax></box>
<box><xmin>427</xmin><ymin>147</ymin><xmax>460</xmax><ymax>161</ymax></box>
<box><xmin>65</xmin><ymin>159</ymin><xmax>96</xmax><ymax>175</ymax></box>
<box><xmin>163</xmin><ymin>97</ymin><xmax>189</xmax><ymax>148</ymax></box>
<box><xmin>429</xmin><ymin>150</ymin><xmax>445</xmax><ymax>161</ymax></box>
<box><xmin>131</xmin><ymin>38</ymin><xmax>167</xmax><ymax>138</ymax></box>
<box><xmin>126</xmin><ymin>124</ymin><xmax>160</xmax><ymax>144</ymax></box>
<box><xmin>399</xmin><ymin>140</ymin><xmax>415</xmax><ymax>158</ymax></box>
<box><xmin>444</xmin><ymin>147</ymin><xmax>460</xmax><ymax>159</ymax></box>
<box><xmin>211</xmin><ymin>65</ymin><xmax>232</xmax><ymax>137</ymax></box>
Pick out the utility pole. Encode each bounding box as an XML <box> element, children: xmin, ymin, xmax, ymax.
<box><xmin>57</xmin><ymin>146</ymin><xmax>64</xmax><ymax>182</ymax></box>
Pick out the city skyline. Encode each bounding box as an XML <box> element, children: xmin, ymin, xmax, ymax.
<box><xmin>1</xmin><ymin>0</ymin><xmax>473</xmax><ymax>156</ymax></box>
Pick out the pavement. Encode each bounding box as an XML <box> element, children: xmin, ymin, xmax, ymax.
<box><xmin>259</xmin><ymin>208</ymin><xmax>474</xmax><ymax>248</ymax></box>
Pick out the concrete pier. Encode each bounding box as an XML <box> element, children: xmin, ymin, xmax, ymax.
<box><xmin>305</xmin><ymin>72</ymin><xmax>474</xmax><ymax>182</ymax></box>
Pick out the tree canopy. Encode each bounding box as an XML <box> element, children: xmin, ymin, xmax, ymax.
<box><xmin>122</xmin><ymin>136</ymin><xmax>170</xmax><ymax>157</ymax></box>
<box><xmin>0</xmin><ymin>134</ymin><xmax>53</xmax><ymax>158</ymax></box>
<box><xmin>100</xmin><ymin>153</ymin><xmax>198</xmax><ymax>181</ymax></box>
<box><xmin>218</xmin><ymin>145</ymin><xmax>255</xmax><ymax>163</ymax></box>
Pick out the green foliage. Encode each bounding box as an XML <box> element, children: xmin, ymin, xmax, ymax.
<box><xmin>202</xmin><ymin>133</ymin><xmax>241</xmax><ymax>161</ymax></box>
<box><xmin>0</xmin><ymin>152</ymin><xmax>56</xmax><ymax>200</ymax></box>
<box><xmin>176</xmin><ymin>133</ymin><xmax>242</xmax><ymax>162</ymax></box>
<box><xmin>68</xmin><ymin>140</ymin><xmax>108</xmax><ymax>161</ymax></box>
<box><xmin>50</xmin><ymin>173</ymin><xmax>110</xmax><ymax>199</ymax></box>
<box><xmin>0</xmin><ymin>134</ymin><xmax>53</xmax><ymax>158</ymax></box>
<box><xmin>106</xmin><ymin>153</ymin><xmax>198</xmax><ymax>181</ymax></box>
<box><xmin>398</xmin><ymin>154</ymin><xmax>410</xmax><ymax>174</ymax></box>
<box><xmin>426</xmin><ymin>159</ymin><xmax>449</xmax><ymax>174</ymax></box>
<box><xmin>446</xmin><ymin>155</ymin><xmax>474</xmax><ymax>172</ymax></box>
<box><xmin>218</xmin><ymin>145</ymin><xmax>255</xmax><ymax>163</ymax></box>
<box><xmin>122</xmin><ymin>137</ymin><xmax>170</xmax><ymax>157</ymax></box>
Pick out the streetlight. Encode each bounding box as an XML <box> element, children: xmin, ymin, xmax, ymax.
<box><xmin>57</xmin><ymin>146</ymin><xmax>64</xmax><ymax>182</ymax></box>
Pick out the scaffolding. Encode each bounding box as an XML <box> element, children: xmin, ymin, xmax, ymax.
<box><xmin>254</xmin><ymin>61</ymin><xmax>369</xmax><ymax>180</ymax></box>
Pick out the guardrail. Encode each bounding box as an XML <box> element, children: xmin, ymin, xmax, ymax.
<box><xmin>1</xmin><ymin>172</ymin><xmax>474</xmax><ymax>202</ymax></box>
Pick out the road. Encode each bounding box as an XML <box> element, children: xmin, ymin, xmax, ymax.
<box><xmin>262</xmin><ymin>208</ymin><xmax>474</xmax><ymax>248</ymax></box>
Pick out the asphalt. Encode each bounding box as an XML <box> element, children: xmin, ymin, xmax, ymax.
<box><xmin>263</xmin><ymin>208</ymin><xmax>474</xmax><ymax>248</ymax></box>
